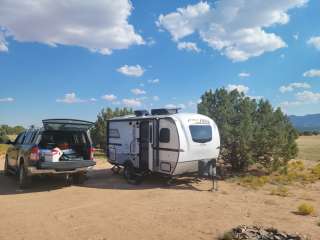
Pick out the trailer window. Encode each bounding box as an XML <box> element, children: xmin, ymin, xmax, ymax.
<box><xmin>109</xmin><ymin>129</ymin><xmax>120</xmax><ymax>138</ymax></box>
<box><xmin>189</xmin><ymin>125</ymin><xmax>212</xmax><ymax>143</ymax></box>
<box><xmin>159</xmin><ymin>128</ymin><xmax>170</xmax><ymax>143</ymax></box>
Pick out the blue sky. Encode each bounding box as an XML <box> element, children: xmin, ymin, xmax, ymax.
<box><xmin>0</xmin><ymin>0</ymin><xmax>320</xmax><ymax>127</ymax></box>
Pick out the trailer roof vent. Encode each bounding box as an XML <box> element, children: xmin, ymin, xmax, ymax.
<box><xmin>134</xmin><ymin>110</ymin><xmax>149</xmax><ymax>117</ymax></box>
<box><xmin>151</xmin><ymin>108</ymin><xmax>180</xmax><ymax>115</ymax></box>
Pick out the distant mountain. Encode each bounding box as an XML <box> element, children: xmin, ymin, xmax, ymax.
<box><xmin>289</xmin><ymin>114</ymin><xmax>320</xmax><ymax>131</ymax></box>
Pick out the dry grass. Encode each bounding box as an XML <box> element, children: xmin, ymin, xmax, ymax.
<box><xmin>94</xmin><ymin>148</ymin><xmax>106</xmax><ymax>159</ymax></box>
<box><xmin>238</xmin><ymin>136</ymin><xmax>320</xmax><ymax>189</ymax></box>
<box><xmin>297</xmin><ymin>203</ymin><xmax>315</xmax><ymax>216</ymax></box>
<box><xmin>218</xmin><ymin>232</ymin><xmax>233</xmax><ymax>240</ymax></box>
<box><xmin>270</xmin><ymin>186</ymin><xmax>290</xmax><ymax>197</ymax></box>
<box><xmin>297</xmin><ymin>135</ymin><xmax>320</xmax><ymax>162</ymax></box>
<box><xmin>0</xmin><ymin>144</ymin><xmax>9</xmax><ymax>156</ymax></box>
<box><xmin>239</xmin><ymin>160</ymin><xmax>320</xmax><ymax>189</ymax></box>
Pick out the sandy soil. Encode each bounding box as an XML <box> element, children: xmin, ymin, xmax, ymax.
<box><xmin>0</xmin><ymin>157</ymin><xmax>319</xmax><ymax>240</ymax></box>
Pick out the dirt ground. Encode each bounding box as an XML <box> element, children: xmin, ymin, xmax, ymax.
<box><xmin>0</xmin><ymin>157</ymin><xmax>319</xmax><ymax>240</ymax></box>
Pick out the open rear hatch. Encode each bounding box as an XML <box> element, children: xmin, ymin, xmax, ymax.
<box><xmin>40</xmin><ymin>119</ymin><xmax>96</xmax><ymax>170</ymax></box>
<box><xmin>42</xmin><ymin>119</ymin><xmax>94</xmax><ymax>131</ymax></box>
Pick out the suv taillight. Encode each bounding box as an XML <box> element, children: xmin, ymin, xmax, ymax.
<box><xmin>30</xmin><ymin>146</ymin><xmax>40</xmax><ymax>161</ymax></box>
<box><xmin>89</xmin><ymin>147</ymin><xmax>95</xmax><ymax>160</ymax></box>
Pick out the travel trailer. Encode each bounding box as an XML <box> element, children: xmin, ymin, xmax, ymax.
<box><xmin>106</xmin><ymin>108</ymin><xmax>220</xmax><ymax>184</ymax></box>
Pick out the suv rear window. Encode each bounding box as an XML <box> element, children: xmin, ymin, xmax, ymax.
<box><xmin>189</xmin><ymin>125</ymin><xmax>212</xmax><ymax>143</ymax></box>
<box><xmin>38</xmin><ymin>131</ymin><xmax>88</xmax><ymax>149</ymax></box>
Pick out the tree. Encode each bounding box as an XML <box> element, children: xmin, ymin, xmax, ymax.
<box><xmin>0</xmin><ymin>125</ymin><xmax>24</xmax><ymax>135</ymax></box>
<box><xmin>91</xmin><ymin>107</ymin><xmax>133</xmax><ymax>148</ymax></box>
<box><xmin>0</xmin><ymin>129</ymin><xmax>9</xmax><ymax>144</ymax></box>
<box><xmin>198</xmin><ymin>88</ymin><xmax>298</xmax><ymax>172</ymax></box>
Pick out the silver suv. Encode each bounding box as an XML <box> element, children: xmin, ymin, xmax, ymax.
<box><xmin>4</xmin><ymin>119</ymin><xmax>96</xmax><ymax>188</ymax></box>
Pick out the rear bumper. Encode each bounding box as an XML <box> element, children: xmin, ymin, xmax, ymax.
<box><xmin>27</xmin><ymin>160</ymin><xmax>96</xmax><ymax>175</ymax></box>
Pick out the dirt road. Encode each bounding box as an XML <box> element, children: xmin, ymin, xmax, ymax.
<box><xmin>0</xmin><ymin>158</ymin><xmax>319</xmax><ymax>240</ymax></box>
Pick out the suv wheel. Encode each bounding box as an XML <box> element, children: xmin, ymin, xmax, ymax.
<box><xmin>4</xmin><ymin>156</ymin><xmax>10</xmax><ymax>176</ymax></box>
<box><xmin>73</xmin><ymin>172</ymin><xmax>87</xmax><ymax>185</ymax></box>
<box><xmin>18</xmin><ymin>164</ymin><xmax>31</xmax><ymax>189</ymax></box>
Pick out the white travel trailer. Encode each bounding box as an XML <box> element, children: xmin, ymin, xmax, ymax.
<box><xmin>106</xmin><ymin>108</ymin><xmax>220</xmax><ymax>184</ymax></box>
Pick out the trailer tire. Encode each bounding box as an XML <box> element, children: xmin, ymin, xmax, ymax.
<box><xmin>111</xmin><ymin>165</ymin><xmax>121</xmax><ymax>174</ymax></box>
<box><xmin>123</xmin><ymin>165</ymin><xmax>142</xmax><ymax>185</ymax></box>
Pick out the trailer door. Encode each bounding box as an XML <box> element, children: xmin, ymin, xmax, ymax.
<box><xmin>157</xmin><ymin>118</ymin><xmax>179</xmax><ymax>174</ymax></box>
<box><xmin>139</xmin><ymin>121</ymin><xmax>149</xmax><ymax>170</ymax></box>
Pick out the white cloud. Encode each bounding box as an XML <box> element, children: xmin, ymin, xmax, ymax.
<box><xmin>188</xmin><ymin>101</ymin><xmax>196</xmax><ymax>107</ymax></box>
<box><xmin>165</xmin><ymin>103</ymin><xmax>185</xmax><ymax>109</ymax></box>
<box><xmin>0</xmin><ymin>32</ymin><xmax>8</xmax><ymax>52</ymax></box>
<box><xmin>165</xmin><ymin>104</ymin><xmax>176</xmax><ymax>108</ymax></box>
<box><xmin>280</xmin><ymin>101</ymin><xmax>302</xmax><ymax>108</ymax></box>
<box><xmin>131</xmin><ymin>88</ymin><xmax>146</xmax><ymax>95</ymax></box>
<box><xmin>303</xmin><ymin>69</ymin><xmax>320</xmax><ymax>78</ymax></box>
<box><xmin>117</xmin><ymin>64</ymin><xmax>144</xmax><ymax>77</ymax></box>
<box><xmin>101</xmin><ymin>94</ymin><xmax>117</xmax><ymax>101</ymax></box>
<box><xmin>178</xmin><ymin>103</ymin><xmax>186</xmax><ymax>109</ymax></box>
<box><xmin>307</xmin><ymin>36</ymin><xmax>320</xmax><ymax>50</ymax></box>
<box><xmin>296</xmin><ymin>91</ymin><xmax>320</xmax><ymax>102</ymax></box>
<box><xmin>177</xmin><ymin>41</ymin><xmax>201</xmax><ymax>53</ymax></box>
<box><xmin>226</xmin><ymin>84</ymin><xmax>249</xmax><ymax>94</ymax></box>
<box><xmin>0</xmin><ymin>97</ymin><xmax>14</xmax><ymax>102</ymax></box>
<box><xmin>0</xmin><ymin>0</ymin><xmax>144</xmax><ymax>54</ymax></box>
<box><xmin>56</xmin><ymin>93</ymin><xmax>87</xmax><ymax>104</ymax></box>
<box><xmin>148</xmin><ymin>78</ymin><xmax>160</xmax><ymax>84</ymax></box>
<box><xmin>153</xmin><ymin>96</ymin><xmax>160</xmax><ymax>101</ymax></box>
<box><xmin>56</xmin><ymin>93</ymin><xmax>96</xmax><ymax>104</ymax></box>
<box><xmin>122</xmin><ymin>98</ymin><xmax>141</xmax><ymax>107</ymax></box>
<box><xmin>157</xmin><ymin>0</ymin><xmax>306</xmax><ymax>61</ymax></box>
<box><xmin>146</xmin><ymin>37</ymin><xmax>156</xmax><ymax>46</ymax></box>
<box><xmin>293</xmin><ymin>33</ymin><xmax>299</xmax><ymax>40</ymax></box>
<box><xmin>248</xmin><ymin>95</ymin><xmax>263</xmax><ymax>100</ymax></box>
<box><xmin>238</xmin><ymin>72</ymin><xmax>250</xmax><ymax>78</ymax></box>
<box><xmin>279</xmin><ymin>82</ymin><xmax>310</xmax><ymax>93</ymax></box>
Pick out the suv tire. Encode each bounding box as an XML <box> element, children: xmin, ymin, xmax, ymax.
<box><xmin>4</xmin><ymin>156</ymin><xmax>10</xmax><ymax>176</ymax></box>
<box><xmin>18</xmin><ymin>163</ymin><xmax>31</xmax><ymax>189</ymax></box>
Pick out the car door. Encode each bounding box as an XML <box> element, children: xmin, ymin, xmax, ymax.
<box><xmin>7</xmin><ymin>132</ymin><xmax>26</xmax><ymax>169</ymax></box>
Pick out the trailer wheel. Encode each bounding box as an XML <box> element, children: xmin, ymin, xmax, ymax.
<box><xmin>111</xmin><ymin>165</ymin><xmax>121</xmax><ymax>174</ymax></box>
<box><xmin>123</xmin><ymin>165</ymin><xmax>142</xmax><ymax>185</ymax></box>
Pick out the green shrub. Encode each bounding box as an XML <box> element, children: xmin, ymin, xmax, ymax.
<box><xmin>297</xmin><ymin>203</ymin><xmax>315</xmax><ymax>215</ymax></box>
<box><xmin>0</xmin><ymin>134</ymin><xmax>9</xmax><ymax>144</ymax></box>
<box><xmin>219</xmin><ymin>231</ymin><xmax>233</xmax><ymax>240</ymax></box>
<box><xmin>270</xmin><ymin>186</ymin><xmax>289</xmax><ymax>197</ymax></box>
<box><xmin>239</xmin><ymin>175</ymin><xmax>269</xmax><ymax>189</ymax></box>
